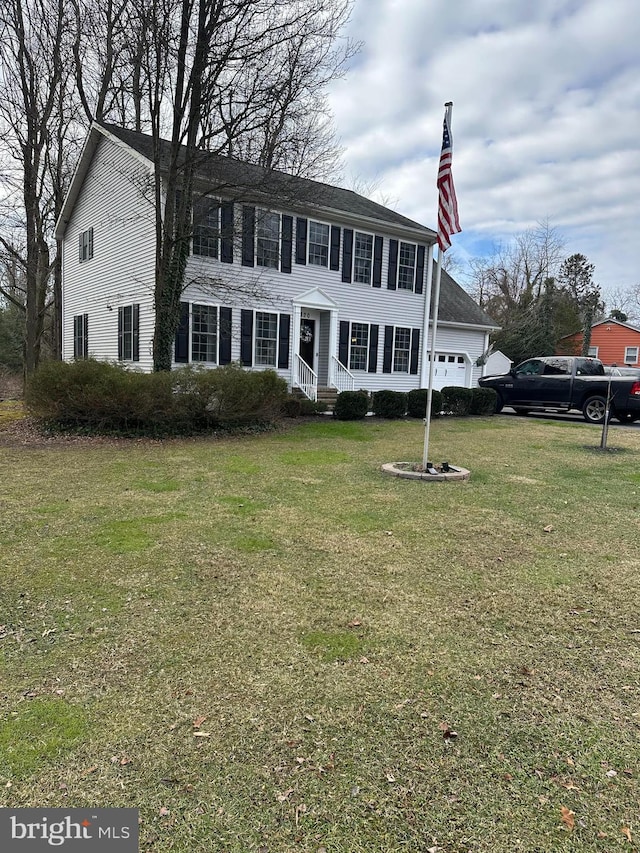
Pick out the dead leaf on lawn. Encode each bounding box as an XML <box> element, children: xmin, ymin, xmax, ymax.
<box><xmin>621</xmin><ymin>827</ymin><xmax>632</xmax><ymax>842</ymax></box>
<box><xmin>192</xmin><ymin>715</ymin><xmax>207</xmax><ymax>729</ymax></box>
<box><xmin>158</xmin><ymin>807</ymin><xmax>170</xmax><ymax>817</ymax></box>
<box><xmin>276</xmin><ymin>789</ymin><xmax>294</xmax><ymax>803</ymax></box>
<box><xmin>347</xmin><ymin>618</ymin><xmax>362</xmax><ymax>628</ymax></box>
<box><xmin>438</xmin><ymin>722</ymin><xmax>458</xmax><ymax>741</ymax></box>
<box><xmin>193</xmin><ymin>731</ymin><xmax>210</xmax><ymax>737</ymax></box>
<box><xmin>560</xmin><ymin>806</ymin><xmax>575</xmax><ymax>831</ymax></box>
<box><xmin>543</xmin><ymin>524</ymin><xmax>554</xmax><ymax>533</ymax></box>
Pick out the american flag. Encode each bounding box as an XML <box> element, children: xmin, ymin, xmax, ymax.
<box><xmin>437</xmin><ymin>105</ymin><xmax>461</xmax><ymax>252</ymax></box>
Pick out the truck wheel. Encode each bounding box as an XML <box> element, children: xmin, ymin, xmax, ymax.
<box><xmin>512</xmin><ymin>407</ymin><xmax>530</xmax><ymax>415</ymax></box>
<box><xmin>616</xmin><ymin>411</ymin><xmax>639</xmax><ymax>423</ymax></box>
<box><xmin>582</xmin><ymin>395</ymin><xmax>607</xmax><ymax>424</ymax></box>
<box><xmin>494</xmin><ymin>393</ymin><xmax>504</xmax><ymax>413</ymax></box>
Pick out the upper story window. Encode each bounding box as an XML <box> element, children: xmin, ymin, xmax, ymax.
<box><xmin>256</xmin><ymin>211</ymin><xmax>280</xmax><ymax>269</ymax></box>
<box><xmin>587</xmin><ymin>346</ymin><xmax>598</xmax><ymax>358</ymax></box>
<box><xmin>192</xmin><ymin>197</ymin><xmax>220</xmax><ymax>258</ymax></box>
<box><xmin>78</xmin><ymin>228</ymin><xmax>93</xmax><ymax>263</ymax></box>
<box><xmin>353</xmin><ymin>232</ymin><xmax>373</xmax><ymax>284</ymax></box>
<box><xmin>397</xmin><ymin>242</ymin><xmax>416</xmax><ymax>290</ymax></box>
<box><xmin>625</xmin><ymin>346</ymin><xmax>639</xmax><ymax>364</ymax></box>
<box><xmin>308</xmin><ymin>221</ymin><xmax>330</xmax><ymax>267</ymax></box>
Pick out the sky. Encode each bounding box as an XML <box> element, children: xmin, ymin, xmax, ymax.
<box><xmin>327</xmin><ymin>0</ymin><xmax>640</xmax><ymax>302</ymax></box>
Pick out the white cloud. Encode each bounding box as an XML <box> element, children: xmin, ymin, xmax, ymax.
<box><xmin>328</xmin><ymin>0</ymin><xmax>640</xmax><ymax>291</ymax></box>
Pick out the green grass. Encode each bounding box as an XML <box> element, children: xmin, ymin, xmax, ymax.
<box><xmin>1</xmin><ymin>414</ymin><xmax>640</xmax><ymax>851</ymax></box>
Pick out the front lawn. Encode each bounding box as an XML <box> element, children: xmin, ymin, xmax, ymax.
<box><xmin>1</xmin><ymin>415</ymin><xmax>639</xmax><ymax>851</ymax></box>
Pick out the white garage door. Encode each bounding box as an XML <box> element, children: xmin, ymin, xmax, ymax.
<box><xmin>433</xmin><ymin>354</ymin><xmax>468</xmax><ymax>389</ymax></box>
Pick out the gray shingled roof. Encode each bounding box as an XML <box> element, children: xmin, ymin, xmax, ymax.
<box><xmin>99</xmin><ymin>122</ymin><xmax>435</xmax><ymax>237</ymax></box>
<box><xmin>434</xmin><ymin>267</ymin><xmax>496</xmax><ymax>328</ymax></box>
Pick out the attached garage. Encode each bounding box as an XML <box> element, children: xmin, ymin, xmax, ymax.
<box><xmin>432</xmin><ymin>352</ymin><xmax>470</xmax><ymax>389</ymax></box>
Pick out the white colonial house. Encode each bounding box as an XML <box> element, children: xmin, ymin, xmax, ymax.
<box><xmin>55</xmin><ymin>122</ymin><xmax>497</xmax><ymax>399</ymax></box>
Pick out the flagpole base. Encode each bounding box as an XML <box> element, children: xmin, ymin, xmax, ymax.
<box><xmin>381</xmin><ymin>462</ymin><xmax>470</xmax><ymax>482</ymax></box>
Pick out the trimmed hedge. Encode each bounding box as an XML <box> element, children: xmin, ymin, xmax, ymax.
<box><xmin>372</xmin><ymin>389</ymin><xmax>407</xmax><ymax>418</ymax></box>
<box><xmin>25</xmin><ymin>359</ymin><xmax>288</xmax><ymax>435</ymax></box>
<box><xmin>333</xmin><ymin>390</ymin><xmax>369</xmax><ymax>420</ymax></box>
<box><xmin>441</xmin><ymin>386</ymin><xmax>473</xmax><ymax>417</ymax></box>
<box><xmin>470</xmin><ymin>386</ymin><xmax>498</xmax><ymax>416</ymax></box>
<box><xmin>407</xmin><ymin>388</ymin><xmax>442</xmax><ymax>419</ymax></box>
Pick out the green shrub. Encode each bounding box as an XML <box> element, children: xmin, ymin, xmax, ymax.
<box><xmin>470</xmin><ymin>386</ymin><xmax>497</xmax><ymax>416</ymax></box>
<box><xmin>407</xmin><ymin>388</ymin><xmax>442</xmax><ymax>419</ymax></box>
<box><xmin>441</xmin><ymin>386</ymin><xmax>473</xmax><ymax>416</ymax></box>
<box><xmin>333</xmin><ymin>390</ymin><xmax>369</xmax><ymax>421</ymax></box>
<box><xmin>372</xmin><ymin>389</ymin><xmax>407</xmax><ymax>418</ymax></box>
<box><xmin>25</xmin><ymin>360</ymin><xmax>288</xmax><ymax>435</ymax></box>
<box><xmin>282</xmin><ymin>395</ymin><xmax>329</xmax><ymax>417</ymax></box>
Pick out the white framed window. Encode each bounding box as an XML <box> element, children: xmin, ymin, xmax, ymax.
<box><xmin>588</xmin><ymin>345</ymin><xmax>599</xmax><ymax>358</ymax></box>
<box><xmin>393</xmin><ymin>327</ymin><xmax>411</xmax><ymax>372</ymax></box>
<box><xmin>349</xmin><ymin>322</ymin><xmax>370</xmax><ymax>370</ymax></box>
<box><xmin>397</xmin><ymin>242</ymin><xmax>417</xmax><ymax>291</ymax></box>
<box><xmin>78</xmin><ymin>228</ymin><xmax>93</xmax><ymax>263</ymax></box>
<box><xmin>353</xmin><ymin>232</ymin><xmax>373</xmax><ymax>284</ymax></box>
<box><xmin>624</xmin><ymin>346</ymin><xmax>639</xmax><ymax>364</ymax></box>
<box><xmin>255</xmin><ymin>311</ymin><xmax>278</xmax><ymax>365</ymax></box>
<box><xmin>118</xmin><ymin>304</ymin><xmax>139</xmax><ymax>362</ymax></box>
<box><xmin>256</xmin><ymin>211</ymin><xmax>280</xmax><ymax>269</ymax></box>
<box><xmin>192</xmin><ymin>197</ymin><xmax>220</xmax><ymax>258</ymax></box>
<box><xmin>191</xmin><ymin>304</ymin><xmax>218</xmax><ymax>362</ymax></box>
<box><xmin>308</xmin><ymin>221</ymin><xmax>330</xmax><ymax>267</ymax></box>
<box><xmin>73</xmin><ymin>314</ymin><xmax>88</xmax><ymax>359</ymax></box>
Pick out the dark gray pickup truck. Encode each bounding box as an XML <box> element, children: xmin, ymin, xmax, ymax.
<box><xmin>478</xmin><ymin>356</ymin><xmax>640</xmax><ymax>424</ymax></box>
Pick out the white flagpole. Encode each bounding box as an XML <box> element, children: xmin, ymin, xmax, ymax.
<box><xmin>422</xmin><ymin>247</ymin><xmax>443</xmax><ymax>469</ymax></box>
<box><xmin>423</xmin><ymin>100</ymin><xmax>455</xmax><ymax>470</ymax></box>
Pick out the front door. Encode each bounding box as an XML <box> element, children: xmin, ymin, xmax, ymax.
<box><xmin>299</xmin><ymin>319</ymin><xmax>316</xmax><ymax>370</ymax></box>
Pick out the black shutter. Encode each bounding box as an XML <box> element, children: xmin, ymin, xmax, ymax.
<box><xmin>330</xmin><ymin>225</ymin><xmax>341</xmax><ymax>270</ymax></box>
<box><xmin>88</xmin><ymin>227</ymin><xmax>94</xmax><ymax>260</ymax></box>
<box><xmin>240</xmin><ymin>309</ymin><xmax>253</xmax><ymax>365</ymax></box>
<box><xmin>296</xmin><ymin>218</ymin><xmax>307</xmax><ymax>265</ymax></box>
<box><xmin>410</xmin><ymin>329</ymin><xmax>420</xmax><ymax>375</ymax></box>
<box><xmin>117</xmin><ymin>307</ymin><xmax>124</xmax><ymax>360</ymax></box>
<box><xmin>368</xmin><ymin>324</ymin><xmax>378</xmax><ymax>373</ymax></box>
<box><xmin>78</xmin><ymin>233</ymin><xmax>83</xmax><ymax>262</ymax></box>
<box><xmin>278</xmin><ymin>313</ymin><xmax>290</xmax><ymax>368</ymax></box>
<box><xmin>281</xmin><ymin>215</ymin><xmax>293</xmax><ymax>274</ymax></box>
<box><xmin>83</xmin><ymin>314</ymin><xmax>89</xmax><ymax>358</ymax></box>
<box><xmin>339</xmin><ymin>321</ymin><xmax>349</xmax><ymax>366</ymax></box>
<box><xmin>372</xmin><ymin>236</ymin><xmax>383</xmax><ymax>287</ymax></box>
<box><xmin>174</xmin><ymin>301</ymin><xmax>190</xmax><ymax>363</ymax></box>
<box><xmin>415</xmin><ymin>245</ymin><xmax>426</xmax><ymax>294</ymax></box>
<box><xmin>383</xmin><ymin>326</ymin><xmax>394</xmax><ymax>373</ymax></box>
<box><xmin>132</xmin><ymin>304</ymin><xmax>140</xmax><ymax>362</ymax></box>
<box><xmin>219</xmin><ymin>307</ymin><xmax>232</xmax><ymax>364</ymax></box>
<box><xmin>387</xmin><ymin>239</ymin><xmax>398</xmax><ymax>290</ymax></box>
<box><xmin>242</xmin><ymin>206</ymin><xmax>255</xmax><ymax>267</ymax></box>
<box><xmin>221</xmin><ymin>202</ymin><xmax>234</xmax><ymax>263</ymax></box>
<box><xmin>342</xmin><ymin>229</ymin><xmax>353</xmax><ymax>282</ymax></box>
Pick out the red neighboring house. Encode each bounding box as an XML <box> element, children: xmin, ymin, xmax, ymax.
<box><xmin>557</xmin><ymin>318</ymin><xmax>640</xmax><ymax>365</ymax></box>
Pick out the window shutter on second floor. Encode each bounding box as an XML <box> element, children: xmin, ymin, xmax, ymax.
<box><xmin>387</xmin><ymin>240</ymin><xmax>398</xmax><ymax>290</ymax></box>
<box><xmin>296</xmin><ymin>218</ymin><xmax>307</xmax><ymax>265</ymax></box>
<box><xmin>330</xmin><ymin>226</ymin><xmax>341</xmax><ymax>271</ymax></box>
<box><xmin>281</xmin><ymin>216</ymin><xmax>293</xmax><ymax>273</ymax></box>
<box><xmin>415</xmin><ymin>246</ymin><xmax>426</xmax><ymax>295</ymax></box>
<box><xmin>221</xmin><ymin>202</ymin><xmax>234</xmax><ymax>263</ymax></box>
<box><xmin>372</xmin><ymin>236</ymin><xmax>383</xmax><ymax>288</ymax></box>
<box><xmin>242</xmin><ymin>206</ymin><xmax>255</xmax><ymax>267</ymax></box>
<box><xmin>342</xmin><ymin>229</ymin><xmax>353</xmax><ymax>282</ymax></box>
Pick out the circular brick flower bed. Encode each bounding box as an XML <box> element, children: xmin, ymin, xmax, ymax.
<box><xmin>381</xmin><ymin>462</ymin><xmax>470</xmax><ymax>482</ymax></box>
